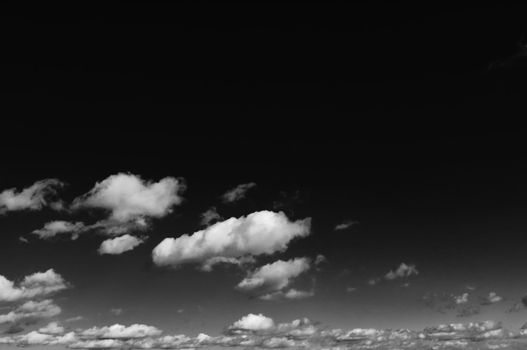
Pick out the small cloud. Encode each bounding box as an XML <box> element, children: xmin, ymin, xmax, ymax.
<box><xmin>481</xmin><ymin>292</ymin><xmax>503</xmax><ymax>305</ymax></box>
<box><xmin>0</xmin><ymin>269</ymin><xmax>69</xmax><ymax>302</ymax></box>
<box><xmin>236</xmin><ymin>257</ymin><xmax>311</xmax><ymax>299</ymax></box>
<box><xmin>18</xmin><ymin>237</ymin><xmax>28</xmax><ymax>244</ymax></box>
<box><xmin>314</xmin><ymin>254</ymin><xmax>327</xmax><ymax>267</ymax></box>
<box><xmin>64</xmin><ymin>316</ymin><xmax>83</xmax><ymax>323</ymax></box>
<box><xmin>110</xmin><ymin>308</ymin><xmax>123</xmax><ymax>316</ymax></box>
<box><xmin>200</xmin><ymin>206</ymin><xmax>222</xmax><ymax>226</ymax></box>
<box><xmin>228</xmin><ymin>313</ymin><xmax>275</xmax><ymax>332</ymax></box>
<box><xmin>385</xmin><ymin>263</ymin><xmax>418</xmax><ymax>280</ymax></box>
<box><xmin>346</xmin><ymin>287</ymin><xmax>357</xmax><ymax>293</ymax></box>
<box><xmin>456</xmin><ymin>305</ymin><xmax>481</xmax><ymax>318</ymax></box>
<box><xmin>38</xmin><ymin>322</ymin><xmax>65</xmax><ymax>335</ymax></box>
<box><xmin>32</xmin><ymin>221</ymin><xmax>87</xmax><ymax>240</ymax></box>
<box><xmin>221</xmin><ymin>182</ymin><xmax>256</xmax><ymax>203</ymax></box>
<box><xmin>72</xmin><ymin>173</ymin><xmax>185</xmax><ymax>223</ymax></box>
<box><xmin>454</xmin><ymin>293</ymin><xmax>469</xmax><ymax>305</ymax></box>
<box><xmin>334</xmin><ymin>220</ymin><xmax>358</xmax><ymax>231</ymax></box>
<box><xmin>98</xmin><ymin>235</ymin><xmax>145</xmax><ymax>255</ymax></box>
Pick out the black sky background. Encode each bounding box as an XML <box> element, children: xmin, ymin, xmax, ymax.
<box><xmin>2</xmin><ymin>3</ymin><xmax>527</xmax><ymax>281</ymax></box>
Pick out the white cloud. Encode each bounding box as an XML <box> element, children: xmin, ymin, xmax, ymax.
<box><xmin>334</xmin><ymin>220</ymin><xmax>358</xmax><ymax>231</ymax></box>
<box><xmin>230</xmin><ymin>313</ymin><xmax>275</xmax><ymax>331</ymax></box>
<box><xmin>237</xmin><ymin>257</ymin><xmax>311</xmax><ymax>298</ymax></box>
<box><xmin>455</xmin><ymin>293</ymin><xmax>469</xmax><ymax>304</ymax></box>
<box><xmin>384</xmin><ymin>263</ymin><xmax>418</xmax><ymax>280</ymax></box>
<box><xmin>38</xmin><ymin>321</ymin><xmax>65</xmax><ymax>335</ymax></box>
<box><xmin>0</xmin><ymin>179</ymin><xmax>65</xmax><ymax>213</ymax></box>
<box><xmin>200</xmin><ymin>256</ymin><xmax>255</xmax><ymax>272</ymax></box>
<box><xmin>32</xmin><ymin>220</ymin><xmax>87</xmax><ymax>239</ymax></box>
<box><xmin>482</xmin><ymin>292</ymin><xmax>503</xmax><ymax>305</ymax></box>
<box><xmin>98</xmin><ymin>234</ymin><xmax>145</xmax><ymax>255</ymax></box>
<box><xmin>221</xmin><ymin>182</ymin><xmax>257</xmax><ymax>203</ymax></box>
<box><xmin>200</xmin><ymin>206</ymin><xmax>222</xmax><ymax>226</ymax></box>
<box><xmin>152</xmin><ymin>211</ymin><xmax>311</xmax><ymax>268</ymax></box>
<box><xmin>80</xmin><ymin>323</ymin><xmax>162</xmax><ymax>339</ymax></box>
<box><xmin>0</xmin><ymin>299</ymin><xmax>61</xmax><ymax>324</ymax></box>
<box><xmin>0</xmin><ymin>269</ymin><xmax>68</xmax><ymax>302</ymax></box>
<box><xmin>72</xmin><ymin>173</ymin><xmax>185</xmax><ymax>222</ymax></box>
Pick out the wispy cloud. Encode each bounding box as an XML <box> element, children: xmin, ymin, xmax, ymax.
<box><xmin>221</xmin><ymin>182</ymin><xmax>256</xmax><ymax>203</ymax></box>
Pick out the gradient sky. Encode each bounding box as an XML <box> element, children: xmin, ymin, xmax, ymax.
<box><xmin>2</xmin><ymin>4</ymin><xmax>527</xmax><ymax>349</ymax></box>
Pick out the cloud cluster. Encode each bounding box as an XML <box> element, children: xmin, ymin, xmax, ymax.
<box><xmin>0</xmin><ymin>269</ymin><xmax>68</xmax><ymax>302</ymax></box>
<box><xmin>4</xmin><ymin>316</ymin><xmax>527</xmax><ymax>349</ymax></box>
<box><xmin>237</xmin><ymin>257</ymin><xmax>312</xmax><ymax>300</ymax></box>
<box><xmin>0</xmin><ymin>299</ymin><xmax>61</xmax><ymax>324</ymax></box>
<box><xmin>385</xmin><ymin>263</ymin><xmax>418</xmax><ymax>280</ymax></box>
<box><xmin>221</xmin><ymin>182</ymin><xmax>257</xmax><ymax>203</ymax></box>
<box><xmin>32</xmin><ymin>221</ymin><xmax>87</xmax><ymax>240</ymax></box>
<box><xmin>152</xmin><ymin>211</ymin><xmax>311</xmax><ymax>269</ymax></box>
<box><xmin>0</xmin><ymin>179</ymin><xmax>65</xmax><ymax>214</ymax></box>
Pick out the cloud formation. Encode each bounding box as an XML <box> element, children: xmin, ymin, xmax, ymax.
<box><xmin>0</xmin><ymin>299</ymin><xmax>61</xmax><ymax>324</ymax></box>
<box><xmin>32</xmin><ymin>221</ymin><xmax>87</xmax><ymax>239</ymax></box>
<box><xmin>221</xmin><ymin>182</ymin><xmax>257</xmax><ymax>203</ymax></box>
<box><xmin>385</xmin><ymin>263</ymin><xmax>418</xmax><ymax>280</ymax></box>
<box><xmin>0</xmin><ymin>269</ymin><xmax>68</xmax><ymax>302</ymax></box>
<box><xmin>237</xmin><ymin>258</ymin><xmax>312</xmax><ymax>299</ymax></box>
<box><xmin>98</xmin><ymin>234</ymin><xmax>145</xmax><ymax>255</ymax></box>
<box><xmin>152</xmin><ymin>211</ymin><xmax>311</xmax><ymax>269</ymax></box>
<box><xmin>200</xmin><ymin>206</ymin><xmax>222</xmax><ymax>226</ymax></box>
<box><xmin>229</xmin><ymin>313</ymin><xmax>275</xmax><ymax>332</ymax></box>
<box><xmin>334</xmin><ymin>220</ymin><xmax>358</xmax><ymax>231</ymax></box>
<box><xmin>72</xmin><ymin>173</ymin><xmax>185</xmax><ymax>222</ymax></box>
<box><xmin>0</xmin><ymin>179</ymin><xmax>65</xmax><ymax>214</ymax></box>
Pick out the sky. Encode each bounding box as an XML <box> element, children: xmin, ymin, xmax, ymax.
<box><xmin>2</xmin><ymin>4</ymin><xmax>527</xmax><ymax>349</ymax></box>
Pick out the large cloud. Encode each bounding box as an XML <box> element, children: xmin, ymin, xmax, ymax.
<box><xmin>0</xmin><ymin>179</ymin><xmax>65</xmax><ymax>213</ymax></box>
<box><xmin>72</xmin><ymin>173</ymin><xmax>185</xmax><ymax>222</ymax></box>
<box><xmin>0</xmin><ymin>269</ymin><xmax>68</xmax><ymax>302</ymax></box>
<box><xmin>98</xmin><ymin>234</ymin><xmax>145</xmax><ymax>255</ymax></box>
<box><xmin>152</xmin><ymin>211</ymin><xmax>311</xmax><ymax>268</ymax></box>
<box><xmin>236</xmin><ymin>257</ymin><xmax>312</xmax><ymax>299</ymax></box>
<box><xmin>221</xmin><ymin>182</ymin><xmax>257</xmax><ymax>203</ymax></box>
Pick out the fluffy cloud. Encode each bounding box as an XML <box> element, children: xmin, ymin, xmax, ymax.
<box><xmin>481</xmin><ymin>291</ymin><xmax>503</xmax><ymax>305</ymax></box>
<box><xmin>237</xmin><ymin>257</ymin><xmax>311</xmax><ymax>299</ymax></box>
<box><xmin>0</xmin><ymin>299</ymin><xmax>61</xmax><ymax>324</ymax></box>
<box><xmin>79</xmin><ymin>323</ymin><xmax>162</xmax><ymax>339</ymax></box>
<box><xmin>0</xmin><ymin>269</ymin><xmax>68</xmax><ymax>302</ymax></box>
<box><xmin>200</xmin><ymin>206</ymin><xmax>222</xmax><ymax>226</ymax></box>
<box><xmin>38</xmin><ymin>321</ymin><xmax>65</xmax><ymax>335</ymax></box>
<box><xmin>72</xmin><ymin>173</ymin><xmax>185</xmax><ymax>222</ymax></box>
<box><xmin>230</xmin><ymin>313</ymin><xmax>275</xmax><ymax>332</ymax></box>
<box><xmin>385</xmin><ymin>263</ymin><xmax>418</xmax><ymax>280</ymax></box>
<box><xmin>0</xmin><ymin>179</ymin><xmax>65</xmax><ymax>213</ymax></box>
<box><xmin>152</xmin><ymin>211</ymin><xmax>311</xmax><ymax>268</ymax></box>
<box><xmin>32</xmin><ymin>220</ymin><xmax>87</xmax><ymax>239</ymax></box>
<box><xmin>98</xmin><ymin>234</ymin><xmax>145</xmax><ymax>255</ymax></box>
<box><xmin>334</xmin><ymin>220</ymin><xmax>358</xmax><ymax>231</ymax></box>
<box><xmin>221</xmin><ymin>182</ymin><xmax>257</xmax><ymax>203</ymax></box>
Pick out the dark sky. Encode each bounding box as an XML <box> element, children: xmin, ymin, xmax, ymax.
<box><xmin>2</xmin><ymin>4</ymin><xmax>527</xmax><ymax>349</ymax></box>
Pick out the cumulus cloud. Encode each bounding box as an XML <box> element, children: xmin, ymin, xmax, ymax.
<box><xmin>334</xmin><ymin>220</ymin><xmax>358</xmax><ymax>231</ymax></box>
<box><xmin>98</xmin><ymin>234</ymin><xmax>145</xmax><ymax>255</ymax></box>
<box><xmin>38</xmin><ymin>321</ymin><xmax>65</xmax><ymax>335</ymax></box>
<box><xmin>32</xmin><ymin>220</ymin><xmax>87</xmax><ymax>239</ymax></box>
<box><xmin>200</xmin><ymin>206</ymin><xmax>222</xmax><ymax>226</ymax></box>
<box><xmin>237</xmin><ymin>257</ymin><xmax>311</xmax><ymax>299</ymax></box>
<box><xmin>79</xmin><ymin>323</ymin><xmax>162</xmax><ymax>339</ymax></box>
<box><xmin>385</xmin><ymin>263</ymin><xmax>418</xmax><ymax>280</ymax></box>
<box><xmin>229</xmin><ymin>313</ymin><xmax>275</xmax><ymax>332</ymax></box>
<box><xmin>0</xmin><ymin>299</ymin><xmax>61</xmax><ymax>324</ymax></box>
<box><xmin>221</xmin><ymin>182</ymin><xmax>257</xmax><ymax>203</ymax></box>
<box><xmin>0</xmin><ymin>269</ymin><xmax>68</xmax><ymax>302</ymax></box>
<box><xmin>72</xmin><ymin>173</ymin><xmax>185</xmax><ymax>222</ymax></box>
<box><xmin>152</xmin><ymin>211</ymin><xmax>311</xmax><ymax>268</ymax></box>
<box><xmin>0</xmin><ymin>179</ymin><xmax>65</xmax><ymax>214</ymax></box>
